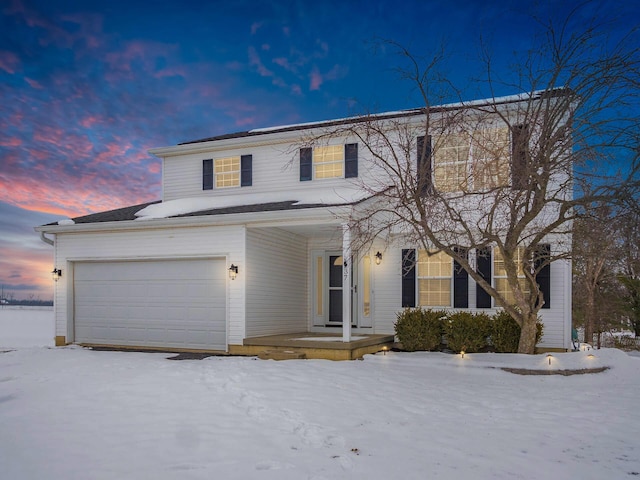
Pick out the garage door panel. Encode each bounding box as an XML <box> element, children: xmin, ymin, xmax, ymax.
<box><xmin>74</xmin><ymin>259</ymin><xmax>227</xmax><ymax>350</ymax></box>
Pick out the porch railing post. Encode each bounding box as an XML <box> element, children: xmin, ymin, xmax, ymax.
<box><xmin>342</xmin><ymin>223</ymin><xmax>352</xmax><ymax>342</ymax></box>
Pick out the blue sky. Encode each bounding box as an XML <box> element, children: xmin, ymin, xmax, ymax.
<box><xmin>0</xmin><ymin>0</ymin><xmax>638</xmax><ymax>300</ymax></box>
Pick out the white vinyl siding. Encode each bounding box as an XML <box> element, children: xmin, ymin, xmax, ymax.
<box><xmin>245</xmin><ymin>227</ymin><xmax>307</xmax><ymax>337</ymax></box>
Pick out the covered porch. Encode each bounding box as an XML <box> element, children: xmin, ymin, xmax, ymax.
<box><xmin>230</xmin><ymin>332</ymin><xmax>395</xmax><ymax>360</ymax></box>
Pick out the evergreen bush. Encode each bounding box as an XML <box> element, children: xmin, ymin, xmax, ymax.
<box><xmin>491</xmin><ymin>310</ymin><xmax>521</xmax><ymax>353</ymax></box>
<box><xmin>394</xmin><ymin>308</ymin><xmax>445</xmax><ymax>351</ymax></box>
<box><xmin>444</xmin><ymin>311</ymin><xmax>492</xmax><ymax>353</ymax></box>
<box><xmin>491</xmin><ymin>310</ymin><xmax>545</xmax><ymax>353</ymax></box>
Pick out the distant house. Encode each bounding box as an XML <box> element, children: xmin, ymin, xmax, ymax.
<box><xmin>36</xmin><ymin>92</ymin><xmax>572</xmax><ymax>355</ymax></box>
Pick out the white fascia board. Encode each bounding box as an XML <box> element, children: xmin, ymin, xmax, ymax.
<box><xmin>34</xmin><ymin>205</ymin><xmax>349</xmax><ymax>235</ymax></box>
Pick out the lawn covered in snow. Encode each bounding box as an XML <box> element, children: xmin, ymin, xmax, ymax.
<box><xmin>1</xmin><ymin>308</ymin><xmax>639</xmax><ymax>479</ymax></box>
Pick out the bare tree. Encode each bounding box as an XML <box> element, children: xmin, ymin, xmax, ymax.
<box><xmin>572</xmin><ymin>206</ymin><xmax>623</xmax><ymax>345</ymax></box>
<box><xmin>302</xmin><ymin>9</ymin><xmax>640</xmax><ymax>353</ymax></box>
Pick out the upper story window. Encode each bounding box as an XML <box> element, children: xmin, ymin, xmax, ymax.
<box><xmin>300</xmin><ymin>144</ymin><xmax>358</xmax><ymax>181</ymax></box>
<box><xmin>429</xmin><ymin>126</ymin><xmax>512</xmax><ymax>193</ymax></box>
<box><xmin>215</xmin><ymin>156</ymin><xmax>240</xmax><ymax>188</ymax></box>
<box><xmin>472</xmin><ymin>127</ymin><xmax>510</xmax><ymax>191</ymax></box>
<box><xmin>434</xmin><ymin>133</ymin><xmax>470</xmax><ymax>192</ymax></box>
<box><xmin>314</xmin><ymin>145</ymin><xmax>344</xmax><ymax>179</ymax></box>
<box><xmin>203</xmin><ymin>155</ymin><xmax>252</xmax><ymax>190</ymax></box>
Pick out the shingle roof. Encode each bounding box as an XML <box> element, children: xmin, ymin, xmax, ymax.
<box><xmin>45</xmin><ymin>199</ymin><xmax>348</xmax><ymax>226</ymax></box>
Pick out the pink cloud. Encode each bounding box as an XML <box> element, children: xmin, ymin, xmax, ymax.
<box><xmin>251</xmin><ymin>22</ymin><xmax>262</xmax><ymax>35</ymax></box>
<box><xmin>0</xmin><ymin>137</ymin><xmax>22</xmax><ymax>147</ymax></box>
<box><xmin>290</xmin><ymin>84</ymin><xmax>302</xmax><ymax>96</ymax></box>
<box><xmin>25</xmin><ymin>77</ymin><xmax>43</xmax><ymax>89</ymax></box>
<box><xmin>309</xmin><ymin>67</ymin><xmax>323</xmax><ymax>91</ymax></box>
<box><xmin>0</xmin><ymin>51</ymin><xmax>20</xmax><ymax>74</ymax></box>
<box><xmin>248</xmin><ymin>46</ymin><xmax>274</xmax><ymax>78</ymax></box>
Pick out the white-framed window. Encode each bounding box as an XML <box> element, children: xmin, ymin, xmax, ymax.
<box><xmin>493</xmin><ymin>247</ymin><xmax>530</xmax><ymax>304</ymax></box>
<box><xmin>434</xmin><ymin>132</ymin><xmax>470</xmax><ymax>192</ymax></box>
<box><xmin>417</xmin><ymin>249</ymin><xmax>452</xmax><ymax>307</ymax></box>
<box><xmin>472</xmin><ymin>126</ymin><xmax>510</xmax><ymax>191</ymax></box>
<box><xmin>313</xmin><ymin>145</ymin><xmax>344</xmax><ymax>179</ymax></box>
<box><xmin>433</xmin><ymin>126</ymin><xmax>511</xmax><ymax>192</ymax></box>
<box><xmin>214</xmin><ymin>156</ymin><xmax>240</xmax><ymax>188</ymax></box>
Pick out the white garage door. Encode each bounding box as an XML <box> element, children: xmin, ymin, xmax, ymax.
<box><xmin>74</xmin><ymin>259</ymin><xmax>226</xmax><ymax>350</ymax></box>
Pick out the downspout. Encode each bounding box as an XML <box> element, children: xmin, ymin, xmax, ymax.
<box><xmin>40</xmin><ymin>231</ymin><xmax>54</xmax><ymax>246</ymax></box>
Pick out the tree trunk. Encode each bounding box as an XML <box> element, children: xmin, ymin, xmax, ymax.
<box><xmin>584</xmin><ymin>296</ymin><xmax>595</xmax><ymax>346</ymax></box>
<box><xmin>517</xmin><ymin>313</ymin><xmax>539</xmax><ymax>354</ymax></box>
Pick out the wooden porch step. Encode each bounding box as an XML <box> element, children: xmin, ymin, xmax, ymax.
<box><xmin>258</xmin><ymin>349</ymin><xmax>307</xmax><ymax>361</ymax></box>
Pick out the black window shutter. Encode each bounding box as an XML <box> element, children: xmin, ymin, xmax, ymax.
<box><xmin>401</xmin><ymin>249</ymin><xmax>416</xmax><ymax>308</ymax></box>
<box><xmin>476</xmin><ymin>247</ymin><xmax>492</xmax><ymax>308</ymax></box>
<box><xmin>417</xmin><ymin>135</ymin><xmax>433</xmax><ymax>195</ymax></box>
<box><xmin>453</xmin><ymin>247</ymin><xmax>469</xmax><ymax>308</ymax></box>
<box><xmin>511</xmin><ymin>124</ymin><xmax>529</xmax><ymax>190</ymax></box>
<box><xmin>300</xmin><ymin>147</ymin><xmax>312</xmax><ymax>181</ymax></box>
<box><xmin>241</xmin><ymin>155</ymin><xmax>252</xmax><ymax>187</ymax></box>
<box><xmin>345</xmin><ymin>143</ymin><xmax>358</xmax><ymax>178</ymax></box>
<box><xmin>535</xmin><ymin>244</ymin><xmax>551</xmax><ymax>309</ymax></box>
<box><xmin>203</xmin><ymin>159</ymin><xmax>213</xmax><ymax>190</ymax></box>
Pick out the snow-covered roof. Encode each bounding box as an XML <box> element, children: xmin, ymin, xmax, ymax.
<box><xmin>180</xmin><ymin>88</ymin><xmax>568</xmax><ymax>146</ymax></box>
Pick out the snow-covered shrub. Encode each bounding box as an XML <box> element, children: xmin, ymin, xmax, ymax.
<box><xmin>444</xmin><ymin>312</ymin><xmax>492</xmax><ymax>353</ymax></box>
<box><xmin>394</xmin><ymin>308</ymin><xmax>445</xmax><ymax>351</ymax></box>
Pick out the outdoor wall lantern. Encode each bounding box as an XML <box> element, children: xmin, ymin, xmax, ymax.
<box><xmin>228</xmin><ymin>264</ymin><xmax>238</xmax><ymax>280</ymax></box>
<box><xmin>51</xmin><ymin>268</ymin><xmax>62</xmax><ymax>281</ymax></box>
<box><xmin>375</xmin><ymin>251</ymin><xmax>383</xmax><ymax>265</ymax></box>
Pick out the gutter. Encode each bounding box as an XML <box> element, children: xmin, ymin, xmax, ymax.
<box><xmin>39</xmin><ymin>231</ymin><xmax>54</xmax><ymax>246</ymax></box>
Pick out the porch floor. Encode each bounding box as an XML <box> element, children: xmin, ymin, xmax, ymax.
<box><xmin>232</xmin><ymin>332</ymin><xmax>395</xmax><ymax>360</ymax></box>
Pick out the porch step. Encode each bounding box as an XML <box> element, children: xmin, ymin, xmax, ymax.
<box><xmin>258</xmin><ymin>349</ymin><xmax>307</xmax><ymax>361</ymax></box>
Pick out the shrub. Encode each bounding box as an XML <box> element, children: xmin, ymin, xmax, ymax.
<box><xmin>491</xmin><ymin>310</ymin><xmax>521</xmax><ymax>353</ymax></box>
<box><xmin>444</xmin><ymin>311</ymin><xmax>492</xmax><ymax>353</ymax></box>
<box><xmin>491</xmin><ymin>310</ymin><xmax>545</xmax><ymax>353</ymax></box>
<box><xmin>394</xmin><ymin>308</ymin><xmax>445</xmax><ymax>351</ymax></box>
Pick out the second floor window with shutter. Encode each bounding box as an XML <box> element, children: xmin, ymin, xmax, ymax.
<box><xmin>434</xmin><ymin>133</ymin><xmax>470</xmax><ymax>192</ymax></box>
<box><xmin>313</xmin><ymin>145</ymin><xmax>344</xmax><ymax>179</ymax></box>
<box><xmin>472</xmin><ymin>126</ymin><xmax>510</xmax><ymax>191</ymax></box>
<box><xmin>215</xmin><ymin>156</ymin><xmax>240</xmax><ymax>188</ymax></box>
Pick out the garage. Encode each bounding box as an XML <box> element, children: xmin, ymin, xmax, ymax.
<box><xmin>73</xmin><ymin>258</ymin><xmax>227</xmax><ymax>350</ymax></box>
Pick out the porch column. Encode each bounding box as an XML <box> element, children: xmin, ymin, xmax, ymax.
<box><xmin>342</xmin><ymin>223</ymin><xmax>352</xmax><ymax>342</ymax></box>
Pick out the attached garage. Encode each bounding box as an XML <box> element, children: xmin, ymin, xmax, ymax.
<box><xmin>73</xmin><ymin>258</ymin><xmax>227</xmax><ymax>351</ymax></box>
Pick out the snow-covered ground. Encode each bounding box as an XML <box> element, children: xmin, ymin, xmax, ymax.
<box><xmin>1</xmin><ymin>308</ymin><xmax>639</xmax><ymax>479</ymax></box>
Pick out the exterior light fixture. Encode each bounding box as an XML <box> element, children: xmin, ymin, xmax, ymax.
<box><xmin>228</xmin><ymin>264</ymin><xmax>238</xmax><ymax>280</ymax></box>
<box><xmin>547</xmin><ymin>354</ymin><xmax>553</xmax><ymax>365</ymax></box>
<box><xmin>375</xmin><ymin>251</ymin><xmax>383</xmax><ymax>265</ymax></box>
<box><xmin>587</xmin><ymin>353</ymin><xmax>595</xmax><ymax>359</ymax></box>
<box><xmin>381</xmin><ymin>345</ymin><xmax>389</xmax><ymax>355</ymax></box>
<box><xmin>460</xmin><ymin>351</ymin><xmax>465</xmax><ymax>359</ymax></box>
<box><xmin>52</xmin><ymin>268</ymin><xmax>62</xmax><ymax>281</ymax></box>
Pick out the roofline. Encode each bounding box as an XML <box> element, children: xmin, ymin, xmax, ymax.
<box><xmin>162</xmin><ymin>88</ymin><xmax>570</xmax><ymax>150</ymax></box>
<box><xmin>34</xmin><ymin>204</ymin><xmax>351</xmax><ymax>234</ymax></box>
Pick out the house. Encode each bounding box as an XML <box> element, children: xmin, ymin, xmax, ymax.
<box><xmin>35</xmin><ymin>92</ymin><xmax>573</xmax><ymax>357</ymax></box>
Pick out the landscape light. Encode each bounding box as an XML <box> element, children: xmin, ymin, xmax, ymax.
<box><xmin>547</xmin><ymin>354</ymin><xmax>553</xmax><ymax>365</ymax></box>
<box><xmin>460</xmin><ymin>351</ymin><xmax>465</xmax><ymax>359</ymax></box>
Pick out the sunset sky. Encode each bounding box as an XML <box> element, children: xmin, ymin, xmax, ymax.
<box><xmin>1</xmin><ymin>0</ymin><xmax>637</xmax><ymax>301</ymax></box>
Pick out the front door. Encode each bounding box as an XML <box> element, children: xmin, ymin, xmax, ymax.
<box><xmin>312</xmin><ymin>250</ymin><xmax>372</xmax><ymax>329</ymax></box>
<box><xmin>326</xmin><ymin>252</ymin><xmax>356</xmax><ymax>327</ymax></box>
